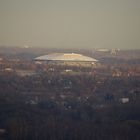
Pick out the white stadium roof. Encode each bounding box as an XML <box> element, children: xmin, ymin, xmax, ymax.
<box><xmin>35</xmin><ymin>53</ymin><xmax>98</xmax><ymax>62</ymax></box>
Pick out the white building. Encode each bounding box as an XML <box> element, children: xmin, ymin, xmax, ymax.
<box><xmin>34</xmin><ymin>53</ymin><xmax>98</xmax><ymax>66</ymax></box>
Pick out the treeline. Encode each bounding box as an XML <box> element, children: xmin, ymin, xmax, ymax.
<box><xmin>1</xmin><ymin>103</ymin><xmax>140</xmax><ymax>140</ymax></box>
<box><xmin>100</xmin><ymin>57</ymin><xmax>140</xmax><ymax>65</ymax></box>
<box><xmin>0</xmin><ymin>73</ymin><xmax>140</xmax><ymax>140</ymax></box>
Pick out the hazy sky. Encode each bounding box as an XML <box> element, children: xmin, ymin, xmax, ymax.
<box><xmin>0</xmin><ymin>0</ymin><xmax>140</xmax><ymax>49</ymax></box>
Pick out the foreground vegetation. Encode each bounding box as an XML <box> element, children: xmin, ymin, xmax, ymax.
<box><xmin>0</xmin><ymin>71</ymin><xmax>140</xmax><ymax>140</ymax></box>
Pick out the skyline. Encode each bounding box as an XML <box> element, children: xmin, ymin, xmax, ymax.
<box><xmin>0</xmin><ymin>0</ymin><xmax>140</xmax><ymax>49</ymax></box>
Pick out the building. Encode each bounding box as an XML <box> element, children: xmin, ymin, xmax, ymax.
<box><xmin>34</xmin><ymin>53</ymin><xmax>98</xmax><ymax>67</ymax></box>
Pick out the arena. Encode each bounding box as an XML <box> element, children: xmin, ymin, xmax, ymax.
<box><xmin>34</xmin><ymin>53</ymin><xmax>98</xmax><ymax>67</ymax></box>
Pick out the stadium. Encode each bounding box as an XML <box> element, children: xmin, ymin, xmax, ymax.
<box><xmin>34</xmin><ymin>53</ymin><xmax>98</xmax><ymax>67</ymax></box>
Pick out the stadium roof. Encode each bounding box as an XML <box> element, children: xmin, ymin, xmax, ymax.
<box><xmin>35</xmin><ymin>53</ymin><xmax>98</xmax><ymax>62</ymax></box>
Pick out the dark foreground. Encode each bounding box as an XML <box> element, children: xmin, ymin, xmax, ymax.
<box><xmin>0</xmin><ymin>71</ymin><xmax>140</xmax><ymax>140</ymax></box>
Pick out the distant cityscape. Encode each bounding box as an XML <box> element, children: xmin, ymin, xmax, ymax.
<box><xmin>0</xmin><ymin>47</ymin><xmax>140</xmax><ymax>140</ymax></box>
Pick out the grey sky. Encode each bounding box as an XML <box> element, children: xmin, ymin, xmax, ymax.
<box><xmin>0</xmin><ymin>0</ymin><xmax>140</xmax><ymax>49</ymax></box>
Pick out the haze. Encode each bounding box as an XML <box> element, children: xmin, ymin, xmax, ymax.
<box><xmin>0</xmin><ymin>0</ymin><xmax>140</xmax><ymax>49</ymax></box>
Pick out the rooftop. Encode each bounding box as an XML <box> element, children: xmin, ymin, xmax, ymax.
<box><xmin>35</xmin><ymin>53</ymin><xmax>98</xmax><ymax>62</ymax></box>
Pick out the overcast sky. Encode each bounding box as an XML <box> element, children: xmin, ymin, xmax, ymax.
<box><xmin>0</xmin><ymin>0</ymin><xmax>140</xmax><ymax>49</ymax></box>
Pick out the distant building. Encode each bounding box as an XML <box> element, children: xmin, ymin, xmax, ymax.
<box><xmin>112</xmin><ymin>70</ymin><xmax>122</xmax><ymax>77</ymax></box>
<box><xmin>34</xmin><ymin>53</ymin><xmax>98</xmax><ymax>67</ymax></box>
<box><xmin>0</xmin><ymin>58</ymin><xmax>3</xmax><ymax>61</ymax></box>
<box><xmin>96</xmin><ymin>49</ymin><xmax>110</xmax><ymax>52</ymax></box>
<box><xmin>16</xmin><ymin>70</ymin><xmax>35</xmax><ymax>76</ymax></box>
<box><xmin>4</xmin><ymin>68</ymin><xmax>14</xmax><ymax>72</ymax></box>
<box><xmin>0</xmin><ymin>129</ymin><xmax>5</xmax><ymax>133</ymax></box>
<box><xmin>119</xmin><ymin>98</ymin><xmax>129</xmax><ymax>103</ymax></box>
